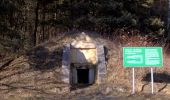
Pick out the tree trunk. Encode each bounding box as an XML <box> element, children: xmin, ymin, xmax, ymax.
<box><xmin>42</xmin><ymin>3</ymin><xmax>46</xmax><ymax>42</ymax></box>
<box><xmin>167</xmin><ymin>0</ymin><xmax>170</xmax><ymax>40</ymax></box>
<box><xmin>33</xmin><ymin>0</ymin><xmax>39</xmax><ymax>46</ymax></box>
<box><xmin>159</xmin><ymin>0</ymin><xmax>162</xmax><ymax>18</ymax></box>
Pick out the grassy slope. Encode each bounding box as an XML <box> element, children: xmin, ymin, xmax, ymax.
<box><xmin>1</xmin><ymin>30</ymin><xmax>170</xmax><ymax>99</ymax></box>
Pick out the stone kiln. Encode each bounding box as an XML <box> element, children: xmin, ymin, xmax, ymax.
<box><xmin>62</xmin><ymin>32</ymin><xmax>106</xmax><ymax>86</ymax></box>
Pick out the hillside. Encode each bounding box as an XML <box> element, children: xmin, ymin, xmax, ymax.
<box><xmin>1</xmin><ymin>31</ymin><xmax>170</xmax><ymax>99</ymax></box>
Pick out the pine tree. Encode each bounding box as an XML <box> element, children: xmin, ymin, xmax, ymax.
<box><xmin>0</xmin><ymin>0</ymin><xmax>26</xmax><ymax>53</ymax></box>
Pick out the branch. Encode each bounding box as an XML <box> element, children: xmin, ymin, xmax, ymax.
<box><xmin>0</xmin><ymin>58</ymin><xmax>14</xmax><ymax>71</ymax></box>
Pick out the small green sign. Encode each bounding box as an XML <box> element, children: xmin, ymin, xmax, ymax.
<box><xmin>123</xmin><ymin>47</ymin><xmax>163</xmax><ymax>67</ymax></box>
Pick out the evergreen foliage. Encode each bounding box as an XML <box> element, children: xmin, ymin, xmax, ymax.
<box><xmin>0</xmin><ymin>0</ymin><xmax>26</xmax><ymax>53</ymax></box>
<box><xmin>0</xmin><ymin>0</ymin><xmax>168</xmax><ymax>54</ymax></box>
<box><xmin>45</xmin><ymin>0</ymin><xmax>166</xmax><ymax>36</ymax></box>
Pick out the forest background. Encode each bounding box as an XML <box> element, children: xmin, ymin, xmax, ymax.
<box><xmin>0</xmin><ymin>0</ymin><xmax>168</xmax><ymax>56</ymax></box>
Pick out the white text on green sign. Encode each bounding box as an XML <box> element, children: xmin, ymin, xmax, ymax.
<box><xmin>123</xmin><ymin>47</ymin><xmax>163</xmax><ymax>67</ymax></box>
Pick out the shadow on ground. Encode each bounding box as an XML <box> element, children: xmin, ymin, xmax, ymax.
<box><xmin>142</xmin><ymin>72</ymin><xmax>170</xmax><ymax>83</ymax></box>
<box><xmin>0</xmin><ymin>44</ymin><xmax>70</xmax><ymax>99</ymax></box>
<box><xmin>26</xmin><ymin>46</ymin><xmax>62</xmax><ymax>71</ymax></box>
<box><xmin>141</xmin><ymin>72</ymin><xmax>170</xmax><ymax>92</ymax></box>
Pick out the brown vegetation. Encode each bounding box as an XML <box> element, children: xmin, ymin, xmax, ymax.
<box><xmin>1</xmin><ymin>30</ymin><xmax>170</xmax><ymax>99</ymax></box>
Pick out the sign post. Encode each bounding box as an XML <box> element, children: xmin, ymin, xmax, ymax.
<box><xmin>123</xmin><ymin>47</ymin><xmax>163</xmax><ymax>94</ymax></box>
<box><xmin>132</xmin><ymin>68</ymin><xmax>135</xmax><ymax>94</ymax></box>
<box><xmin>151</xmin><ymin>68</ymin><xmax>154</xmax><ymax>94</ymax></box>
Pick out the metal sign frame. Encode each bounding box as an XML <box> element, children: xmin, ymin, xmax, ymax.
<box><xmin>123</xmin><ymin>47</ymin><xmax>163</xmax><ymax>94</ymax></box>
<box><xmin>123</xmin><ymin>47</ymin><xmax>163</xmax><ymax>67</ymax></box>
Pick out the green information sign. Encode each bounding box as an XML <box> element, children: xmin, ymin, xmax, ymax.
<box><xmin>123</xmin><ymin>47</ymin><xmax>163</xmax><ymax>67</ymax></box>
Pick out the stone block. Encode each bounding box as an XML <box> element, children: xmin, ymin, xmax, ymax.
<box><xmin>97</xmin><ymin>45</ymin><xmax>106</xmax><ymax>84</ymax></box>
<box><xmin>61</xmin><ymin>44</ymin><xmax>70</xmax><ymax>84</ymax></box>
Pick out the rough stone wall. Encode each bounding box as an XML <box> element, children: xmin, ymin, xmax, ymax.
<box><xmin>70</xmin><ymin>48</ymin><xmax>97</xmax><ymax>64</ymax></box>
<box><xmin>61</xmin><ymin>44</ymin><xmax>71</xmax><ymax>84</ymax></box>
<box><xmin>97</xmin><ymin>45</ymin><xmax>107</xmax><ymax>84</ymax></box>
<box><xmin>61</xmin><ymin>32</ymin><xmax>107</xmax><ymax>85</ymax></box>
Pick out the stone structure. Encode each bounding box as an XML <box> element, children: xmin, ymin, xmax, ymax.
<box><xmin>61</xmin><ymin>32</ymin><xmax>106</xmax><ymax>85</ymax></box>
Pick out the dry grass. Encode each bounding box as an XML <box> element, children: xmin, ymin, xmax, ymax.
<box><xmin>103</xmin><ymin>29</ymin><xmax>170</xmax><ymax>93</ymax></box>
<box><xmin>1</xmin><ymin>30</ymin><xmax>170</xmax><ymax>99</ymax></box>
